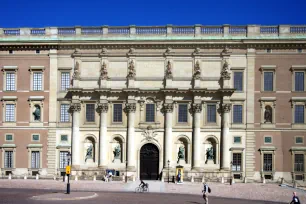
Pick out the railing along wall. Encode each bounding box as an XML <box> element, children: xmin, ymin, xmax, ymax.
<box><xmin>1</xmin><ymin>25</ymin><xmax>306</xmax><ymax>37</ymax></box>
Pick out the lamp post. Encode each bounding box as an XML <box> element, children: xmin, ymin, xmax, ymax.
<box><xmin>230</xmin><ymin>161</ymin><xmax>233</xmax><ymax>185</ymax></box>
<box><xmin>66</xmin><ymin>152</ymin><xmax>71</xmax><ymax>194</ymax></box>
<box><xmin>125</xmin><ymin>160</ymin><xmax>128</xmax><ymax>183</ymax></box>
<box><xmin>62</xmin><ymin>157</ymin><xmax>66</xmax><ymax>182</ymax></box>
<box><xmin>167</xmin><ymin>160</ymin><xmax>170</xmax><ymax>183</ymax></box>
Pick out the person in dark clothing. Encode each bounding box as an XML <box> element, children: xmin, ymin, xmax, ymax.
<box><xmin>139</xmin><ymin>180</ymin><xmax>147</xmax><ymax>189</ymax></box>
<box><xmin>290</xmin><ymin>192</ymin><xmax>301</xmax><ymax>204</ymax></box>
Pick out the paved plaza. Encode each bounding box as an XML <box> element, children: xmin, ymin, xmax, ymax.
<box><xmin>0</xmin><ymin>179</ymin><xmax>304</xmax><ymax>203</ymax></box>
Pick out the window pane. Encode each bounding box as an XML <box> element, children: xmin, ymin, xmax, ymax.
<box><xmin>265</xmin><ymin>137</ymin><xmax>272</xmax><ymax>143</ymax></box>
<box><xmin>264</xmin><ymin>72</ymin><xmax>273</xmax><ymax>91</ymax></box>
<box><xmin>61</xmin><ymin>135</ymin><xmax>68</xmax><ymax>141</ymax></box>
<box><xmin>263</xmin><ymin>154</ymin><xmax>273</xmax><ymax>171</ymax></box>
<box><xmin>6</xmin><ymin>73</ymin><xmax>15</xmax><ymax>91</ymax></box>
<box><xmin>59</xmin><ymin>151</ymin><xmax>69</xmax><ymax>168</ymax></box>
<box><xmin>33</xmin><ymin>72</ymin><xmax>42</xmax><ymax>91</ymax></box>
<box><xmin>232</xmin><ymin>153</ymin><xmax>242</xmax><ymax>171</ymax></box>
<box><xmin>295</xmin><ymin>105</ymin><xmax>304</xmax><ymax>124</ymax></box>
<box><xmin>233</xmin><ymin>105</ymin><xmax>243</xmax><ymax>123</ymax></box>
<box><xmin>5</xmin><ymin>104</ymin><xmax>15</xmax><ymax>122</ymax></box>
<box><xmin>178</xmin><ymin>104</ymin><xmax>188</xmax><ymax>123</ymax></box>
<box><xmin>5</xmin><ymin>151</ymin><xmax>13</xmax><ymax>168</ymax></box>
<box><xmin>295</xmin><ymin>72</ymin><xmax>304</xmax><ymax>91</ymax></box>
<box><xmin>32</xmin><ymin>135</ymin><xmax>40</xmax><ymax>141</ymax></box>
<box><xmin>207</xmin><ymin>105</ymin><xmax>216</xmax><ymax>123</ymax></box>
<box><xmin>61</xmin><ymin>72</ymin><xmax>70</xmax><ymax>91</ymax></box>
<box><xmin>60</xmin><ymin>104</ymin><xmax>70</xmax><ymax>122</ymax></box>
<box><xmin>86</xmin><ymin>104</ymin><xmax>95</xmax><ymax>122</ymax></box>
<box><xmin>31</xmin><ymin>151</ymin><xmax>40</xmax><ymax>169</ymax></box>
<box><xmin>6</xmin><ymin>134</ymin><xmax>13</xmax><ymax>141</ymax></box>
<box><xmin>234</xmin><ymin>136</ymin><xmax>241</xmax><ymax>144</ymax></box>
<box><xmin>113</xmin><ymin>104</ymin><xmax>122</xmax><ymax>122</ymax></box>
<box><xmin>234</xmin><ymin>72</ymin><xmax>243</xmax><ymax>91</ymax></box>
<box><xmin>296</xmin><ymin>137</ymin><xmax>303</xmax><ymax>144</ymax></box>
<box><xmin>146</xmin><ymin>104</ymin><xmax>155</xmax><ymax>122</ymax></box>
<box><xmin>294</xmin><ymin>154</ymin><xmax>304</xmax><ymax>172</ymax></box>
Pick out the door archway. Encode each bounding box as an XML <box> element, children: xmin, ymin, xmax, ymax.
<box><xmin>140</xmin><ymin>143</ymin><xmax>159</xmax><ymax>180</ymax></box>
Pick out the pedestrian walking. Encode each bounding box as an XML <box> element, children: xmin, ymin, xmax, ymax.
<box><xmin>202</xmin><ymin>182</ymin><xmax>211</xmax><ymax>204</ymax></box>
<box><xmin>290</xmin><ymin>192</ymin><xmax>301</xmax><ymax>204</ymax></box>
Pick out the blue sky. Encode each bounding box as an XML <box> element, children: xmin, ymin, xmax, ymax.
<box><xmin>1</xmin><ymin>0</ymin><xmax>305</xmax><ymax>27</ymax></box>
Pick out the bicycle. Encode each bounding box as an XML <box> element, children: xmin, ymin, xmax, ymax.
<box><xmin>135</xmin><ymin>184</ymin><xmax>149</xmax><ymax>193</ymax></box>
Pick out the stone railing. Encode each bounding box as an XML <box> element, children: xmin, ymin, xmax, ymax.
<box><xmin>1</xmin><ymin>25</ymin><xmax>306</xmax><ymax>38</ymax></box>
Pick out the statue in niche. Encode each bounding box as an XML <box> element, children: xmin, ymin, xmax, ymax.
<box><xmin>85</xmin><ymin>144</ymin><xmax>93</xmax><ymax>162</ymax></box>
<box><xmin>177</xmin><ymin>146</ymin><xmax>185</xmax><ymax>161</ymax></box>
<box><xmin>113</xmin><ymin>145</ymin><xmax>121</xmax><ymax>159</ymax></box>
<box><xmin>264</xmin><ymin>106</ymin><xmax>272</xmax><ymax>123</ymax></box>
<box><xmin>33</xmin><ymin>105</ymin><xmax>41</xmax><ymax>121</ymax></box>
<box><xmin>165</xmin><ymin>61</ymin><xmax>173</xmax><ymax>79</ymax></box>
<box><xmin>100</xmin><ymin>62</ymin><xmax>109</xmax><ymax>80</ymax></box>
<box><xmin>127</xmin><ymin>60</ymin><xmax>136</xmax><ymax>79</ymax></box>
<box><xmin>193</xmin><ymin>60</ymin><xmax>201</xmax><ymax>79</ymax></box>
<box><xmin>206</xmin><ymin>146</ymin><xmax>214</xmax><ymax>160</ymax></box>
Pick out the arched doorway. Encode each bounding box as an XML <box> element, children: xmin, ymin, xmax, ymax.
<box><xmin>140</xmin><ymin>143</ymin><xmax>159</xmax><ymax>180</ymax></box>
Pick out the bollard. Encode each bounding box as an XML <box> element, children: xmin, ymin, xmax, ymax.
<box><xmin>191</xmin><ymin>175</ymin><xmax>194</xmax><ymax>183</ymax></box>
<box><xmin>36</xmin><ymin>174</ymin><xmax>39</xmax><ymax>180</ymax></box>
<box><xmin>9</xmin><ymin>174</ymin><xmax>12</xmax><ymax>180</ymax></box>
<box><xmin>293</xmin><ymin>181</ymin><xmax>297</xmax><ymax>188</ymax></box>
<box><xmin>75</xmin><ymin>175</ymin><xmax>78</xmax><ymax>181</ymax></box>
<box><xmin>244</xmin><ymin>177</ymin><xmax>247</xmax><ymax>183</ymax></box>
<box><xmin>53</xmin><ymin>176</ymin><xmax>56</xmax><ymax>180</ymax></box>
<box><xmin>93</xmin><ymin>175</ymin><xmax>96</xmax><ymax>181</ymax></box>
<box><xmin>161</xmin><ymin>176</ymin><xmax>164</xmax><ymax>182</ymax></box>
<box><xmin>281</xmin><ymin>177</ymin><xmax>284</xmax><ymax>185</ymax></box>
<box><xmin>232</xmin><ymin>178</ymin><xmax>235</xmax><ymax>184</ymax></box>
<box><xmin>24</xmin><ymin>175</ymin><xmax>27</xmax><ymax>180</ymax></box>
<box><xmin>221</xmin><ymin>177</ymin><xmax>224</xmax><ymax>184</ymax></box>
<box><xmin>133</xmin><ymin>175</ymin><xmax>136</xmax><ymax>182</ymax></box>
<box><xmin>202</xmin><ymin>176</ymin><xmax>205</xmax><ymax>183</ymax></box>
<box><xmin>262</xmin><ymin>177</ymin><xmax>266</xmax><ymax>184</ymax></box>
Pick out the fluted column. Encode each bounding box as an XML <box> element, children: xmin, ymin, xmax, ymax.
<box><xmin>192</xmin><ymin>103</ymin><xmax>202</xmax><ymax>169</ymax></box>
<box><xmin>70</xmin><ymin>103</ymin><xmax>81</xmax><ymax>167</ymax></box>
<box><xmin>221</xmin><ymin>103</ymin><xmax>231</xmax><ymax>170</ymax></box>
<box><xmin>97</xmin><ymin>103</ymin><xmax>108</xmax><ymax>167</ymax></box>
<box><xmin>126</xmin><ymin>103</ymin><xmax>136</xmax><ymax>169</ymax></box>
<box><xmin>164</xmin><ymin>103</ymin><xmax>173</xmax><ymax>167</ymax></box>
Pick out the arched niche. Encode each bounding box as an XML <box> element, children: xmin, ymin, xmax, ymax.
<box><xmin>203</xmin><ymin>135</ymin><xmax>219</xmax><ymax>165</ymax></box>
<box><xmin>111</xmin><ymin>134</ymin><xmax>125</xmax><ymax>163</ymax></box>
<box><xmin>175</xmin><ymin>135</ymin><xmax>191</xmax><ymax>164</ymax></box>
<box><xmin>84</xmin><ymin>135</ymin><xmax>96</xmax><ymax>163</ymax></box>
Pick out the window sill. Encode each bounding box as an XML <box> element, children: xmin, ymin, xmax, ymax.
<box><xmin>292</xmin><ymin>91</ymin><xmax>306</xmax><ymax>93</ymax></box>
<box><xmin>2</xmin><ymin>122</ymin><xmax>17</xmax><ymax>127</ymax></box>
<box><xmin>292</xmin><ymin>124</ymin><xmax>306</xmax><ymax>129</ymax></box>
<box><xmin>261</xmin><ymin>91</ymin><xmax>276</xmax><ymax>93</ymax></box>
<box><xmin>3</xmin><ymin>90</ymin><xmax>17</xmax><ymax>92</ymax></box>
<box><xmin>260</xmin><ymin>123</ymin><xmax>275</xmax><ymax>129</ymax></box>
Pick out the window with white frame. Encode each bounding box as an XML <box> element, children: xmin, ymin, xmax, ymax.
<box><xmin>232</xmin><ymin>153</ymin><xmax>242</xmax><ymax>171</ymax></box>
<box><xmin>59</xmin><ymin>151</ymin><xmax>69</xmax><ymax>168</ymax></box>
<box><xmin>207</xmin><ymin>104</ymin><xmax>216</xmax><ymax>123</ymax></box>
<box><xmin>5</xmin><ymin>104</ymin><xmax>15</xmax><ymax>122</ymax></box>
<box><xmin>295</xmin><ymin>72</ymin><xmax>304</xmax><ymax>91</ymax></box>
<box><xmin>178</xmin><ymin>104</ymin><xmax>188</xmax><ymax>123</ymax></box>
<box><xmin>264</xmin><ymin>72</ymin><xmax>274</xmax><ymax>91</ymax></box>
<box><xmin>5</xmin><ymin>134</ymin><xmax>13</xmax><ymax>141</ymax></box>
<box><xmin>234</xmin><ymin>72</ymin><xmax>243</xmax><ymax>91</ymax></box>
<box><xmin>31</xmin><ymin>151</ymin><xmax>40</xmax><ymax>169</ymax></box>
<box><xmin>146</xmin><ymin>104</ymin><xmax>155</xmax><ymax>122</ymax></box>
<box><xmin>263</xmin><ymin>153</ymin><xmax>273</xmax><ymax>172</ymax></box>
<box><xmin>113</xmin><ymin>104</ymin><xmax>122</xmax><ymax>122</ymax></box>
<box><xmin>61</xmin><ymin>72</ymin><xmax>70</xmax><ymax>91</ymax></box>
<box><xmin>86</xmin><ymin>104</ymin><xmax>95</xmax><ymax>122</ymax></box>
<box><xmin>32</xmin><ymin>134</ymin><xmax>40</xmax><ymax>141</ymax></box>
<box><xmin>60</xmin><ymin>104</ymin><xmax>70</xmax><ymax>122</ymax></box>
<box><xmin>233</xmin><ymin>105</ymin><xmax>243</xmax><ymax>124</ymax></box>
<box><xmin>4</xmin><ymin>151</ymin><xmax>13</xmax><ymax>168</ymax></box>
<box><xmin>6</xmin><ymin>72</ymin><xmax>16</xmax><ymax>91</ymax></box>
<box><xmin>296</xmin><ymin>136</ymin><xmax>304</xmax><ymax>144</ymax></box>
<box><xmin>33</xmin><ymin>72</ymin><xmax>43</xmax><ymax>91</ymax></box>
<box><xmin>294</xmin><ymin>154</ymin><xmax>304</xmax><ymax>172</ymax></box>
<box><xmin>295</xmin><ymin>105</ymin><xmax>305</xmax><ymax>124</ymax></box>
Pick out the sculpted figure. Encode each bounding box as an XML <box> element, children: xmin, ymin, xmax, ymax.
<box><xmin>127</xmin><ymin>60</ymin><xmax>136</xmax><ymax>79</ymax></box>
<box><xmin>165</xmin><ymin>61</ymin><xmax>173</xmax><ymax>79</ymax></box>
<box><xmin>114</xmin><ymin>145</ymin><xmax>121</xmax><ymax>159</ymax></box>
<box><xmin>206</xmin><ymin>147</ymin><xmax>214</xmax><ymax>160</ymax></box>
<box><xmin>178</xmin><ymin>146</ymin><xmax>185</xmax><ymax>161</ymax></box>
<box><xmin>33</xmin><ymin>105</ymin><xmax>41</xmax><ymax>121</ymax></box>
<box><xmin>264</xmin><ymin>106</ymin><xmax>272</xmax><ymax>123</ymax></box>
<box><xmin>85</xmin><ymin>145</ymin><xmax>93</xmax><ymax>161</ymax></box>
<box><xmin>193</xmin><ymin>61</ymin><xmax>201</xmax><ymax>79</ymax></box>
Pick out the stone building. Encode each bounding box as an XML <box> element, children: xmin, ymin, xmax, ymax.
<box><xmin>0</xmin><ymin>25</ymin><xmax>306</xmax><ymax>182</ymax></box>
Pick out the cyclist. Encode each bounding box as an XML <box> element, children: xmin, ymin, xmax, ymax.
<box><xmin>139</xmin><ymin>180</ymin><xmax>147</xmax><ymax>189</ymax></box>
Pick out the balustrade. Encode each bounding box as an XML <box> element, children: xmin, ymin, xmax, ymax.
<box><xmin>58</xmin><ymin>28</ymin><xmax>76</xmax><ymax>35</ymax></box>
<box><xmin>136</xmin><ymin>27</ymin><xmax>166</xmax><ymax>35</ymax></box>
<box><xmin>172</xmin><ymin>27</ymin><xmax>195</xmax><ymax>34</ymax></box>
<box><xmin>31</xmin><ymin>29</ymin><xmax>45</xmax><ymax>35</ymax></box>
<box><xmin>4</xmin><ymin>29</ymin><xmax>20</xmax><ymax>35</ymax></box>
<box><xmin>229</xmin><ymin>26</ymin><xmax>247</xmax><ymax>34</ymax></box>
<box><xmin>108</xmin><ymin>27</ymin><xmax>129</xmax><ymax>34</ymax></box>
<box><xmin>201</xmin><ymin>26</ymin><xmax>223</xmax><ymax>34</ymax></box>
<box><xmin>81</xmin><ymin>27</ymin><xmax>103</xmax><ymax>35</ymax></box>
<box><xmin>260</xmin><ymin>26</ymin><xmax>278</xmax><ymax>34</ymax></box>
<box><xmin>290</xmin><ymin>26</ymin><xmax>306</xmax><ymax>33</ymax></box>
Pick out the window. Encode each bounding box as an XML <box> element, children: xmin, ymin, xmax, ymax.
<box><xmin>61</xmin><ymin>72</ymin><xmax>70</xmax><ymax>91</ymax></box>
<box><xmin>5</xmin><ymin>104</ymin><xmax>15</xmax><ymax>122</ymax></box>
<box><xmin>32</xmin><ymin>135</ymin><xmax>40</xmax><ymax>141</ymax></box>
<box><xmin>263</xmin><ymin>154</ymin><xmax>273</xmax><ymax>171</ymax></box>
<box><xmin>178</xmin><ymin>104</ymin><xmax>188</xmax><ymax>123</ymax></box>
<box><xmin>31</xmin><ymin>151</ymin><xmax>40</xmax><ymax>169</ymax></box>
<box><xmin>5</xmin><ymin>134</ymin><xmax>13</xmax><ymax>141</ymax></box>
<box><xmin>113</xmin><ymin>104</ymin><xmax>122</xmax><ymax>122</ymax></box>
<box><xmin>232</xmin><ymin>153</ymin><xmax>242</xmax><ymax>171</ymax></box>
<box><xmin>4</xmin><ymin>151</ymin><xmax>13</xmax><ymax>168</ymax></box>
<box><xmin>294</xmin><ymin>154</ymin><xmax>304</xmax><ymax>172</ymax></box>
<box><xmin>86</xmin><ymin>104</ymin><xmax>95</xmax><ymax>122</ymax></box>
<box><xmin>233</xmin><ymin>105</ymin><xmax>243</xmax><ymax>124</ymax></box>
<box><xmin>267</xmin><ymin>48</ymin><xmax>272</xmax><ymax>53</ymax></box>
<box><xmin>264</xmin><ymin>136</ymin><xmax>272</xmax><ymax>144</ymax></box>
<box><xmin>6</xmin><ymin>73</ymin><xmax>16</xmax><ymax>91</ymax></box>
<box><xmin>61</xmin><ymin>135</ymin><xmax>68</xmax><ymax>142</ymax></box>
<box><xmin>36</xmin><ymin>50</ymin><xmax>40</xmax><ymax>54</ymax></box>
<box><xmin>9</xmin><ymin>50</ymin><xmax>13</xmax><ymax>54</ymax></box>
<box><xmin>234</xmin><ymin>136</ymin><xmax>241</xmax><ymax>144</ymax></box>
<box><xmin>264</xmin><ymin>72</ymin><xmax>274</xmax><ymax>91</ymax></box>
<box><xmin>146</xmin><ymin>104</ymin><xmax>155</xmax><ymax>122</ymax></box>
<box><xmin>295</xmin><ymin>72</ymin><xmax>304</xmax><ymax>91</ymax></box>
<box><xmin>60</xmin><ymin>104</ymin><xmax>70</xmax><ymax>122</ymax></box>
<box><xmin>234</xmin><ymin>72</ymin><xmax>243</xmax><ymax>91</ymax></box>
<box><xmin>33</xmin><ymin>72</ymin><xmax>42</xmax><ymax>91</ymax></box>
<box><xmin>59</xmin><ymin>151</ymin><xmax>69</xmax><ymax>168</ymax></box>
<box><xmin>207</xmin><ymin>104</ymin><xmax>216</xmax><ymax>123</ymax></box>
<box><xmin>295</xmin><ymin>105</ymin><xmax>304</xmax><ymax>124</ymax></box>
<box><xmin>296</xmin><ymin>137</ymin><xmax>304</xmax><ymax>144</ymax></box>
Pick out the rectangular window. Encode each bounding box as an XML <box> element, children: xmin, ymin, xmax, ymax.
<box><xmin>264</xmin><ymin>72</ymin><xmax>274</xmax><ymax>91</ymax></box>
<box><xmin>113</xmin><ymin>104</ymin><xmax>123</xmax><ymax>122</ymax></box>
<box><xmin>6</xmin><ymin>73</ymin><xmax>16</xmax><ymax>91</ymax></box>
<box><xmin>232</xmin><ymin>153</ymin><xmax>242</xmax><ymax>171</ymax></box>
<box><xmin>60</xmin><ymin>104</ymin><xmax>70</xmax><ymax>122</ymax></box>
<box><xmin>32</xmin><ymin>135</ymin><xmax>40</xmax><ymax>141</ymax></box>
<box><xmin>86</xmin><ymin>104</ymin><xmax>95</xmax><ymax>122</ymax></box>
<box><xmin>234</xmin><ymin>136</ymin><xmax>241</xmax><ymax>144</ymax></box>
<box><xmin>207</xmin><ymin>104</ymin><xmax>216</xmax><ymax>123</ymax></box>
<box><xmin>296</xmin><ymin>137</ymin><xmax>303</xmax><ymax>144</ymax></box>
<box><xmin>61</xmin><ymin>135</ymin><xmax>68</xmax><ymax>142</ymax></box>
<box><xmin>178</xmin><ymin>104</ymin><xmax>188</xmax><ymax>123</ymax></box>
<box><xmin>61</xmin><ymin>72</ymin><xmax>70</xmax><ymax>91</ymax></box>
<box><xmin>5</xmin><ymin>104</ymin><xmax>15</xmax><ymax>122</ymax></box>
<box><xmin>233</xmin><ymin>105</ymin><xmax>243</xmax><ymax>124</ymax></box>
<box><xmin>263</xmin><ymin>154</ymin><xmax>273</xmax><ymax>171</ymax></box>
<box><xmin>146</xmin><ymin>104</ymin><xmax>155</xmax><ymax>122</ymax></box>
<box><xmin>31</xmin><ymin>151</ymin><xmax>40</xmax><ymax>169</ymax></box>
<box><xmin>4</xmin><ymin>151</ymin><xmax>13</xmax><ymax>168</ymax></box>
<box><xmin>295</xmin><ymin>105</ymin><xmax>305</xmax><ymax>124</ymax></box>
<box><xmin>295</xmin><ymin>72</ymin><xmax>304</xmax><ymax>91</ymax></box>
<box><xmin>294</xmin><ymin>154</ymin><xmax>304</xmax><ymax>172</ymax></box>
<box><xmin>33</xmin><ymin>72</ymin><xmax>42</xmax><ymax>91</ymax></box>
<box><xmin>234</xmin><ymin>72</ymin><xmax>243</xmax><ymax>91</ymax></box>
<box><xmin>264</xmin><ymin>136</ymin><xmax>272</xmax><ymax>144</ymax></box>
<box><xmin>59</xmin><ymin>151</ymin><xmax>69</xmax><ymax>169</ymax></box>
<box><xmin>5</xmin><ymin>134</ymin><xmax>13</xmax><ymax>141</ymax></box>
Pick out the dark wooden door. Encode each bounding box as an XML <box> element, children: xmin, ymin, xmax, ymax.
<box><xmin>140</xmin><ymin>143</ymin><xmax>159</xmax><ymax>180</ymax></box>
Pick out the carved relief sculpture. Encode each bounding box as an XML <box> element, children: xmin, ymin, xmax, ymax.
<box><xmin>193</xmin><ymin>60</ymin><xmax>201</xmax><ymax>79</ymax></box>
<box><xmin>221</xmin><ymin>46</ymin><xmax>231</xmax><ymax>55</ymax></box>
<box><xmin>96</xmin><ymin>103</ymin><xmax>108</xmax><ymax>114</ymax></box>
<box><xmin>127</xmin><ymin>60</ymin><xmax>136</xmax><ymax>79</ymax></box>
<box><xmin>165</xmin><ymin>47</ymin><xmax>172</xmax><ymax>55</ymax></box>
<box><xmin>194</xmin><ymin>47</ymin><xmax>201</xmax><ymax>54</ymax></box>
<box><xmin>125</xmin><ymin>103</ymin><xmax>136</xmax><ymax>113</ymax></box>
<box><xmin>128</xmin><ymin>47</ymin><xmax>135</xmax><ymax>54</ymax></box>
<box><xmin>177</xmin><ymin>146</ymin><xmax>185</xmax><ymax>161</ymax></box>
<box><xmin>69</xmin><ymin>103</ymin><xmax>81</xmax><ymax>113</ymax></box>
<box><xmin>72</xmin><ymin>61</ymin><xmax>81</xmax><ymax>80</ymax></box>
<box><xmin>33</xmin><ymin>105</ymin><xmax>41</xmax><ymax>121</ymax></box>
<box><xmin>141</xmin><ymin>125</ymin><xmax>158</xmax><ymax>142</ymax></box>
<box><xmin>163</xmin><ymin>103</ymin><xmax>174</xmax><ymax>113</ymax></box>
<box><xmin>206</xmin><ymin>146</ymin><xmax>214</xmax><ymax>160</ymax></box>
<box><xmin>220</xmin><ymin>59</ymin><xmax>231</xmax><ymax>80</ymax></box>
<box><xmin>221</xmin><ymin>103</ymin><xmax>231</xmax><ymax>113</ymax></box>
<box><xmin>165</xmin><ymin>61</ymin><xmax>173</xmax><ymax>79</ymax></box>
<box><xmin>193</xmin><ymin>103</ymin><xmax>202</xmax><ymax>113</ymax></box>
<box><xmin>100</xmin><ymin>62</ymin><xmax>109</xmax><ymax>80</ymax></box>
<box><xmin>85</xmin><ymin>144</ymin><xmax>93</xmax><ymax>162</ymax></box>
<box><xmin>101</xmin><ymin>47</ymin><xmax>108</xmax><ymax>54</ymax></box>
<box><xmin>113</xmin><ymin>145</ymin><xmax>121</xmax><ymax>159</ymax></box>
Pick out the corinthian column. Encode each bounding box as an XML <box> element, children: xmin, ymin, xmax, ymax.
<box><xmin>164</xmin><ymin>103</ymin><xmax>173</xmax><ymax>167</ymax></box>
<box><xmin>192</xmin><ymin>103</ymin><xmax>202</xmax><ymax>169</ymax></box>
<box><xmin>126</xmin><ymin>103</ymin><xmax>136</xmax><ymax>169</ymax></box>
<box><xmin>69</xmin><ymin>103</ymin><xmax>81</xmax><ymax>167</ymax></box>
<box><xmin>97</xmin><ymin>103</ymin><xmax>108</xmax><ymax>167</ymax></box>
<box><xmin>221</xmin><ymin>103</ymin><xmax>231</xmax><ymax>170</ymax></box>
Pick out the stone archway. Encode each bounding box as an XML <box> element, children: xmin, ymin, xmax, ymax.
<box><xmin>140</xmin><ymin>143</ymin><xmax>159</xmax><ymax>180</ymax></box>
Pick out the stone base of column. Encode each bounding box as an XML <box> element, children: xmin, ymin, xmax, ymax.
<box><xmin>127</xmin><ymin>166</ymin><xmax>136</xmax><ymax>172</ymax></box>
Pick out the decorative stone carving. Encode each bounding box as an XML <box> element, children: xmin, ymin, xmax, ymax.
<box><xmin>113</xmin><ymin>145</ymin><xmax>121</xmax><ymax>159</ymax></box>
<box><xmin>165</xmin><ymin>61</ymin><xmax>173</xmax><ymax>79</ymax></box>
<box><xmin>74</xmin><ymin>48</ymin><xmax>81</xmax><ymax>54</ymax></box>
<box><xmin>96</xmin><ymin>103</ymin><xmax>108</xmax><ymax>113</ymax></box>
<box><xmin>264</xmin><ymin>106</ymin><xmax>272</xmax><ymax>123</ymax></box>
<box><xmin>125</xmin><ymin>103</ymin><xmax>136</xmax><ymax>113</ymax></box>
<box><xmin>85</xmin><ymin>144</ymin><xmax>93</xmax><ymax>162</ymax></box>
<box><xmin>177</xmin><ymin>146</ymin><xmax>185</xmax><ymax>161</ymax></box>
<box><xmin>221</xmin><ymin>46</ymin><xmax>231</xmax><ymax>55</ymax></box>
<box><xmin>100</xmin><ymin>62</ymin><xmax>109</xmax><ymax>80</ymax></box>
<box><xmin>127</xmin><ymin>60</ymin><xmax>136</xmax><ymax>79</ymax></box>
<box><xmin>141</xmin><ymin>125</ymin><xmax>158</xmax><ymax>142</ymax></box>
<box><xmin>194</xmin><ymin>47</ymin><xmax>201</xmax><ymax>54</ymax></box>
<box><xmin>165</xmin><ymin>47</ymin><xmax>173</xmax><ymax>55</ymax></box>
<box><xmin>220</xmin><ymin>59</ymin><xmax>231</xmax><ymax>80</ymax></box>
<box><xmin>206</xmin><ymin>146</ymin><xmax>214</xmax><ymax>160</ymax></box>
<box><xmin>69</xmin><ymin>103</ymin><xmax>81</xmax><ymax>112</ymax></box>
<box><xmin>193</xmin><ymin>60</ymin><xmax>201</xmax><ymax>79</ymax></box>
<box><xmin>72</xmin><ymin>61</ymin><xmax>81</xmax><ymax>80</ymax></box>
<box><xmin>101</xmin><ymin>47</ymin><xmax>108</xmax><ymax>54</ymax></box>
<box><xmin>221</xmin><ymin>103</ymin><xmax>231</xmax><ymax>113</ymax></box>
<box><xmin>164</xmin><ymin>103</ymin><xmax>173</xmax><ymax>113</ymax></box>
<box><xmin>33</xmin><ymin>105</ymin><xmax>41</xmax><ymax>121</ymax></box>
<box><xmin>192</xmin><ymin>103</ymin><xmax>202</xmax><ymax>113</ymax></box>
<box><xmin>139</xmin><ymin>100</ymin><xmax>145</xmax><ymax>111</ymax></box>
<box><xmin>128</xmin><ymin>47</ymin><xmax>135</xmax><ymax>54</ymax></box>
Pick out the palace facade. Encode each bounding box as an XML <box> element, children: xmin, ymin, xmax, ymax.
<box><xmin>0</xmin><ymin>25</ymin><xmax>306</xmax><ymax>182</ymax></box>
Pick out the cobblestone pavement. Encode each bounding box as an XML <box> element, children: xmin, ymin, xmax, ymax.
<box><xmin>0</xmin><ymin>180</ymin><xmax>304</xmax><ymax>203</ymax></box>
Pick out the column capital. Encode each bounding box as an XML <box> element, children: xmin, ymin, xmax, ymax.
<box><xmin>96</xmin><ymin>103</ymin><xmax>108</xmax><ymax>113</ymax></box>
<box><xmin>69</xmin><ymin>103</ymin><xmax>81</xmax><ymax>113</ymax></box>
<box><xmin>192</xmin><ymin>103</ymin><xmax>202</xmax><ymax>113</ymax></box>
<box><xmin>164</xmin><ymin>103</ymin><xmax>174</xmax><ymax>113</ymax></box>
<box><xmin>125</xmin><ymin>103</ymin><xmax>136</xmax><ymax>113</ymax></box>
<box><xmin>221</xmin><ymin>103</ymin><xmax>231</xmax><ymax>113</ymax></box>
